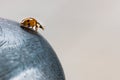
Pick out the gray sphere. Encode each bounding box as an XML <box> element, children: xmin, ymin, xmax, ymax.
<box><xmin>0</xmin><ymin>18</ymin><xmax>65</xmax><ymax>80</ymax></box>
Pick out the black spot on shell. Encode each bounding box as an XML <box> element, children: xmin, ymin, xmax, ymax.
<box><xmin>27</xmin><ymin>20</ymin><xmax>30</xmax><ymax>22</ymax></box>
<box><xmin>28</xmin><ymin>23</ymin><xmax>30</xmax><ymax>27</ymax></box>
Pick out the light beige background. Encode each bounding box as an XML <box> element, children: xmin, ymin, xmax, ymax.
<box><xmin>0</xmin><ymin>0</ymin><xmax>120</xmax><ymax>80</ymax></box>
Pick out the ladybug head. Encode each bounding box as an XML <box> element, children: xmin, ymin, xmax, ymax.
<box><xmin>37</xmin><ymin>22</ymin><xmax>44</xmax><ymax>30</ymax></box>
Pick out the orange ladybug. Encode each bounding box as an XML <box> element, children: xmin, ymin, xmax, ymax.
<box><xmin>20</xmin><ymin>17</ymin><xmax>44</xmax><ymax>31</ymax></box>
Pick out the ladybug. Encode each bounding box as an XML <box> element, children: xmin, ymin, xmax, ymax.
<box><xmin>20</xmin><ymin>17</ymin><xmax>44</xmax><ymax>31</ymax></box>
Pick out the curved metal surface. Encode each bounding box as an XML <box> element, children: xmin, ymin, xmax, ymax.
<box><xmin>0</xmin><ymin>18</ymin><xmax>65</xmax><ymax>80</ymax></box>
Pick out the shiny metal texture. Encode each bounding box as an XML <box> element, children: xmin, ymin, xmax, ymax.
<box><xmin>0</xmin><ymin>18</ymin><xmax>65</xmax><ymax>80</ymax></box>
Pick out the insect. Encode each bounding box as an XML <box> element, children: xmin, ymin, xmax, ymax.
<box><xmin>20</xmin><ymin>17</ymin><xmax>44</xmax><ymax>31</ymax></box>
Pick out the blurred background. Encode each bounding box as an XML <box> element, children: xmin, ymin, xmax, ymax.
<box><xmin>0</xmin><ymin>0</ymin><xmax>120</xmax><ymax>80</ymax></box>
